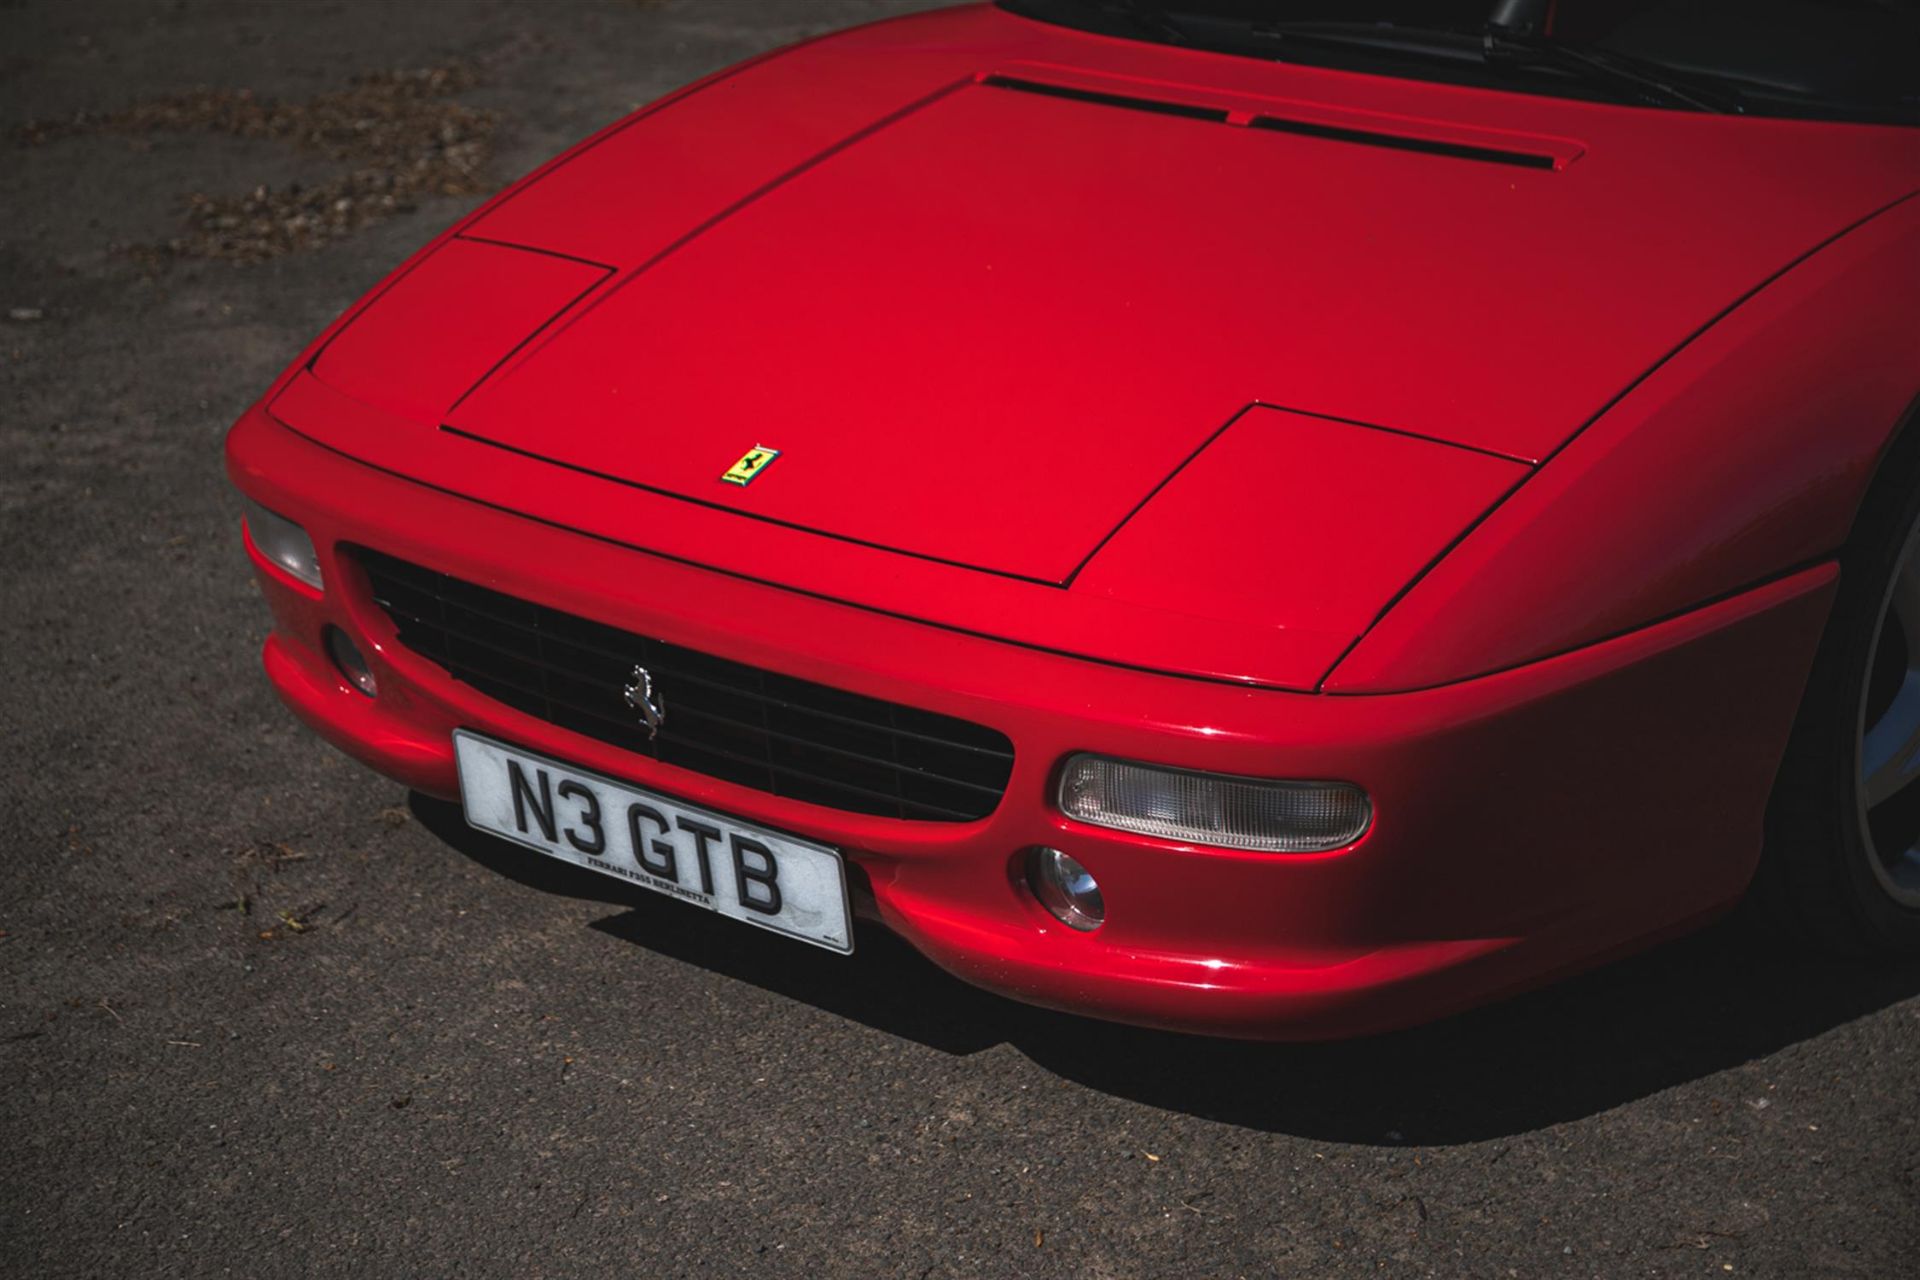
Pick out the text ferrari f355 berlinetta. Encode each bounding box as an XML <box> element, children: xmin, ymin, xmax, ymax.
<box><xmin>228</xmin><ymin>0</ymin><xmax>1920</xmax><ymax>1037</ymax></box>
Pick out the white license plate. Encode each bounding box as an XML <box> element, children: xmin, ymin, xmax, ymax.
<box><xmin>454</xmin><ymin>731</ymin><xmax>853</xmax><ymax>953</ymax></box>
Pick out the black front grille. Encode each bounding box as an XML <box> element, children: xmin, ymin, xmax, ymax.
<box><xmin>357</xmin><ymin>550</ymin><xmax>1015</xmax><ymax>822</ymax></box>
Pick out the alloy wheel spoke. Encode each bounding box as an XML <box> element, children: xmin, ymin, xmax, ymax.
<box><xmin>1864</xmin><ymin>671</ymin><xmax>1920</xmax><ymax>808</ymax></box>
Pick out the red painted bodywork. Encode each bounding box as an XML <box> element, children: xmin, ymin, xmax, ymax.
<box><xmin>227</xmin><ymin>3</ymin><xmax>1920</xmax><ymax>1037</ymax></box>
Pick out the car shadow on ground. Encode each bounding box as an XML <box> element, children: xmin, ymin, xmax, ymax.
<box><xmin>413</xmin><ymin>794</ymin><xmax>1920</xmax><ymax>1145</ymax></box>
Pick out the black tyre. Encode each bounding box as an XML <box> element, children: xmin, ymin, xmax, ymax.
<box><xmin>1757</xmin><ymin>427</ymin><xmax>1920</xmax><ymax>953</ymax></box>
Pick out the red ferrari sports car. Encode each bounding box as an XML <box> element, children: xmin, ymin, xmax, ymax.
<box><xmin>226</xmin><ymin>0</ymin><xmax>1920</xmax><ymax>1038</ymax></box>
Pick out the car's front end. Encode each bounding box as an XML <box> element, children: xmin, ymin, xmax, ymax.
<box><xmin>227</xmin><ymin>1</ymin><xmax>1920</xmax><ymax>1036</ymax></box>
<box><xmin>227</xmin><ymin>381</ymin><xmax>1835</xmax><ymax>1038</ymax></box>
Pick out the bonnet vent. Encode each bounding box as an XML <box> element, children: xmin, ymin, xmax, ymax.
<box><xmin>982</xmin><ymin>74</ymin><xmax>1233</xmax><ymax>123</ymax></box>
<box><xmin>981</xmin><ymin>73</ymin><xmax>1570</xmax><ymax>170</ymax></box>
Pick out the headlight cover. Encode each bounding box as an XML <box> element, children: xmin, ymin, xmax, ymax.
<box><xmin>242</xmin><ymin>498</ymin><xmax>323</xmax><ymax>590</ymax></box>
<box><xmin>1058</xmin><ymin>754</ymin><xmax>1371</xmax><ymax>853</ymax></box>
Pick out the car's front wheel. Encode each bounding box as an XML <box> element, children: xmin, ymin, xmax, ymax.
<box><xmin>1759</xmin><ymin>423</ymin><xmax>1920</xmax><ymax>953</ymax></box>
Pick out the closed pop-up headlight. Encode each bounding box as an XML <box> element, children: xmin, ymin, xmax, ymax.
<box><xmin>242</xmin><ymin>498</ymin><xmax>323</xmax><ymax>590</ymax></box>
<box><xmin>1059</xmin><ymin>754</ymin><xmax>1371</xmax><ymax>853</ymax></box>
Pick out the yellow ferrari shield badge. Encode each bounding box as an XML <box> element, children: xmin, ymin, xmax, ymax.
<box><xmin>721</xmin><ymin>445</ymin><xmax>780</xmax><ymax>486</ymax></box>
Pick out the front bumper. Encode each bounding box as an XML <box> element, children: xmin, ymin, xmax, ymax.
<box><xmin>229</xmin><ymin>405</ymin><xmax>1837</xmax><ymax>1039</ymax></box>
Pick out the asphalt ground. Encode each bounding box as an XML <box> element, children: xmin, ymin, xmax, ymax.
<box><xmin>2</xmin><ymin>2</ymin><xmax>1917</xmax><ymax>1275</ymax></box>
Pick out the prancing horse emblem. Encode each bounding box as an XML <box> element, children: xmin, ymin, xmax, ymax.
<box><xmin>624</xmin><ymin>665</ymin><xmax>666</xmax><ymax>741</ymax></box>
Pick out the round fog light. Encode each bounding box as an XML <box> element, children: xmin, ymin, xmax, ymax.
<box><xmin>1027</xmin><ymin>847</ymin><xmax>1104</xmax><ymax>932</ymax></box>
<box><xmin>325</xmin><ymin>626</ymin><xmax>378</xmax><ymax>698</ymax></box>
